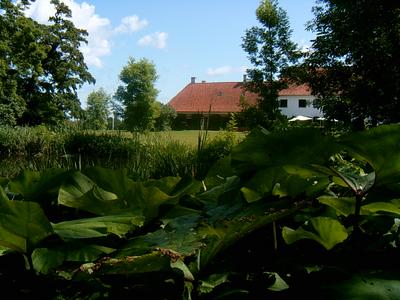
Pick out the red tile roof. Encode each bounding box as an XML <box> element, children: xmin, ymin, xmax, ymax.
<box><xmin>168</xmin><ymin>81</ymin><xmax>311</xmax><ymax>114</ymax></box>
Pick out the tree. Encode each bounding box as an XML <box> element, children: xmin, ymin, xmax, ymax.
<box><xmin>83</xmin><ymin>88</ymin><xmax>110</xmax><ymax>130</ymax></box>
<box><xmin>154</xmin><ymin>102</ymin><xmax>177</xmax><ymax>131</ymax></box>
<box><xmin>114</xmin><ymin>57</ymin><xmax>159</xmax><ymax>132</ymax></box>
<box><xmin>301</xmin><ymin>0</ymin><xmax>400</xmax><ymax>130</ymax></box>
<box><xmin>241</xmin><ymin>0</ymin><xmax>301</xmax><ymax>130</ymax></box>
<box><xmin>0</xmin><ymin>0</ymin><xmax>94</xmax><ymax>126</ymax></box>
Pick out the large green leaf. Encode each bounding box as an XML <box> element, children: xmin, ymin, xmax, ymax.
<box><xmin>82</xmin><ymin>167</ymin><xmax>134</xmax><ymax>200</ymax></box>
<box><xmin>197</xmin><ymin>199</ymin><xmax>302</xmax><ymax>272</ymax></box>
<box><xmin>118</xmin><ymin>214</ymin><xmax>204</xmax><ymax>258</ymax></box>
<box><xmin>58</xmin><ymin>171</ymin><xmax>121</xmax><ymax>215</ymax></box>
<box><xmin>240</xmin><ymin>166</ymin><xmax>330</xmax><ymax>202</ymax></box>
<box><xmin>231</xmin><ymin>127</ymin><xmax>339</xmax><ymax>176</ymax></box>
<box><xmin>318</xmin><ymin>196</ymin><xmax>356</xmax><ymax>217</ymax></box>
<box><xmin>82</xmin><ymin>251</ymin><xmax>172</xmax><ymax>276</ymax></box>
<box><xmin>8</xmin><ymin>168</ymin><xmax>69</xmax><ymax>202</ymax></box>
<box><xmin>282</xmin><ymin>217</ymin><xmax>348</xmax><ymax>250</ymax></box>
<box><xmin>361</xmin><ymin>202</ymin><xmax>400</xmax><ymax>216</ymax></box>
<box><xmin>58</xmin><ymin>170</ymin><xmax>182</xmax><ymax>222</ymax></box>
<box><xmin>52</xmin><ymin>213</ymin><xmax>145</xmax><ymax>240</ymax></box>
<box><xmin>198</xmin><ymin>273</ymin><xmax>230</xmax><ymax>295</ymax></box>
<box><xmin>0</xmin><ymin>186</ymin><xmax>53</xmax><ymax>253</ymax></box>
<box><xmin>32</xmin><ymin>244</ymin><xmax>115</xmax><ymax>274</ymax></box>
<box><xmin>339</xmin><ymin>124</ymin><xmax>400</xmax><ymax>186</ymax></box>
<box><xmin>59</xmin><ymin>168</ymin><xmax>199</xmax><ymax>222</ymax></box>
<box><xmin>320</xmin><ymin>273</ymin><xmax>400</xmax><ymax>299</ymax></box>
<box><xmin>330</xmin><ymin>168</ymin><xmax>376</xmax><ymax>195</ymax></box>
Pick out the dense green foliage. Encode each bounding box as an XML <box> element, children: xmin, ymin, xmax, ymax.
<box><xmin>241</xmin><ymin>0</ymin><xmax>300</xmax><ymax>130</ymax></box>
<box><xmin>154</xmin><ymin>102</ymin><xmax>177</xmax><ymax>131</ymax></box>
<box><xmin>0</xmin><ymin>124</ymin><xmax>400</xmax><ymax>299</ymax></box>
<box><xmin>114</xmin><ymin>57</ymin><xmax>160</xmax><ymax>132</ymax></box>
<box><xmin>0</xmin><ymin>0</ymin><xmax>94</xmax><ymax>126</ymax></box>
<box><xmin>82</xmin><ymin>88</ymin><xmax>111</xmax><ymax>130</ymax></box>
<box><xmin>296</xmin><ymin>0</ymin><xmax>400</xmax><ymax>129</ymax></box>
<box><xmin>0</xmin><ymin>127</ymin><xmax>240</xmax><ymax>180</ymax></box>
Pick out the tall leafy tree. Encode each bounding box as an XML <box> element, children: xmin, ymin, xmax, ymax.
<box><xmin>0</xmin><ymin>0</ymin><xmax>95</xmax><ymax>126</ymax></box>
<box><xmin>302</xmin><ymin>0</ymin><xmax>400</xmax><ymax>130</ymax></box>
<box><xmin>241</xmin><ymin>0</ymin><xmax>301</xmax><ymax>130</ymax></box>
<box><xmin>114</xmin><ymin>57</ymin><xmax>159</xmax><ymax>132</ymax></box>
<box><xmin>83</xmin><ymin>88</ymin><xmax>110</xmax><ymax>130</ymax></box>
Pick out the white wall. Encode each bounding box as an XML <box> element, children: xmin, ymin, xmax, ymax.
<box><xmin>278</xmin><ymin>95</ymin><xmax>323</xmax><ymax>118</ymax></box>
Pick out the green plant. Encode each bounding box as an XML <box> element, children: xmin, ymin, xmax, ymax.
<box><xmin>0</xmin><ymin>125</ymin><xmax>400</xmax><ymax>299</ymax></box>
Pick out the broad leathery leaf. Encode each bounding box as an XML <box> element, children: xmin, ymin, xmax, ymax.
<box><xmin>330</xmin><ymin>169</ymin><xmax>375</xmax><ymax>194</ymax></box>
<box><xmin>52</xmin><ymin>213</ymin><xmax>144</xmax><ymax>240</ymax></box>
<box><xmin>0</xmin><ymin>186</ymin><xmax>53</xmax><ymax>253</ymax></box>
<box><xmin>241</xmin><ymin>166</ymin><xmax>330</xmax><ymax>202</ymax></box>
<box><xmin>82</xmin><ymin>167</ymin><xmax>134</xmax><ymax>200</ymax></box>
<box><xmin>71</xmin><ymin>168</ymin><xmax>195</xmax><ymax>222</ymax></box>
<box><xmin>89</xmin><ymin>251</ymin><xmax>171</xmax><ymax>276</ymax></box>
<box><xmin>171</xmin><ymin>259</ymin><xmax>195</xmax><ymax>281</ymax></box>
<box><xmin>339</xmin><ymin>124</ymin><xmax>400</xmax><ymax>186</ymax></box>
<box><xmin>198</xmin><ymin>200</ymin><xmax>301</xmax><ymax>271</ymax></box>
<box><xmin>58</xmin><ymin>170</ymin><xmax>180</xmax><ymax>222</ymax></box>
<box><xmin>84</xmin><ymin>167</ymin><xmax>201</xmax><ymax>200</ymax></box>
<box><xmin>265</xmin><ymin>272</ymin><xmax>289</xmax><ymax>291</ymax></box>
<box><xmin>241</xmin><ymin>186</ymin><xmax>263</xmax><ymax>203</ymax></box>
<box><xmin>231</xmin><ymin>127</ymin><xmax>339</xmax><ymax>176</ymax></box>
<box><xmin>361</xmin><ymin>202</ymin><xmax>400</xmax><ymax>216</ymax></box>
<box><xmin>32</xmin><ymin>244</ymin><xmax>115</xmax><ymax>274</ymax></box>
<box><xmin>282</xmin><ymin>217</ymin><xmax>348</xmax><ymax>250</ymax></box>
<box><xmin>144</xmin><ymin>175</ymin><xmax>201</xmax><ymax>197</ymax></box>
<box><xmin>32</xmin><ymin>248</ymin><xmax>64</xmax><ymax>274</ymax></box>
<box><xmin>58</xmin><ymin>171</ymin><xmax>120</xmax><ymax>216</ymax></box>
<box><xmin>119</xmin><ymin>214</ymin><xmax>204</xmax><ymax>258</ymax></box>
<box><xmin>318</xmin><ymin>196</ymin><xmax>356</xmax><ymax>217</ymax></box>
<box><xmin>204</xmin><ymin>155</ymin><xmax>236</xmax><ymax>185</ymax></box>
<box><xmin>200</xmin><ymin>176</ymin><xmax>241</xmax><ymax>203</ymax></box>
<box><xmin>240</xmin><ymin>167</ymin><xmax>284</xmax><ymax>202</ymax></box>
<box><xmin>321</xmin><ymin>273</ymin><xmax>400</xmax><ymax>299</ymax></box>
<box><xmin>8</xmin><ymin>168</ymin><xmax>69</xmax><ymax>202</ymax></box>
<box><xmin>198</xmin><ymin>273</ymin><xmax>230</xmax><ymax>295</ymax></box>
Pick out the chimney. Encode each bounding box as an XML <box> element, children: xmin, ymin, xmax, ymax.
<box><xmin>243</xmin><ymin>74</ymin><xmax>247</xmax><ymax>82</ymax></box>
<box><xmin>191</xmin><ymin>77</ymin><xmax>196</xmax><ymax>84</ymax></box>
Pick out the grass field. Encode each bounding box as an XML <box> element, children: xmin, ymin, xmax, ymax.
<box><xmin>104</xmin><ymin>130</ymin><xmax>248</xmax><ymax>147</ymax></box>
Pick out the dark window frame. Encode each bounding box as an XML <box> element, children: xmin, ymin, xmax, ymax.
<box><xmin>279</xmin><ymin>99</ymin><xmax>288</xmax><ymax>108</ymax></box>
<box><xmin>298</xmin><ymin>99</ymin><xmax>307</xmax><ymax>108</ymax></box>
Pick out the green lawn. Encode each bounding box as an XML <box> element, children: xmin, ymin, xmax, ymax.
<box><xmin>106</xmin><ymin>130</ymin><xmax>248</xmax><ymax>147</ymax></box>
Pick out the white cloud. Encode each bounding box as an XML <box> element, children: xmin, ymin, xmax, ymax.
<box><xmin>24</xmin><ymin>0</ymin><xmax>112</xmax><ymax>68</ymax></box>
<box><xmin>138</xmin><ymin>32</ymin><xmax>168</xmax><ymax>49</ymax></box>
<box><xmin>114</xmin><ymin>15</ymin><xmax>148</xmax><ymax>33</ymax></box>
<box><xmin>206</xmin><ymin>65</ymin><xmax>247</xmax><ymax>76</ymax></box>
<box><xmin>24</xmin><ymin>1</ymin><xmax>165</xmax><ymax>67</ymax></box>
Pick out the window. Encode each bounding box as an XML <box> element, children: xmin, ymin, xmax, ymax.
<box><xmin>298</xmin><ymin>99</ymin><xmax>307</xmax><ymax>108</ymax></box>
<box><xmin>279</xmin><ymin>99</ymin><xmax>288</xmax><ymax>108</ymax></box>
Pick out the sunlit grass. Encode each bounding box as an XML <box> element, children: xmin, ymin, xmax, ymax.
<box><xmin>99</xmin><ymin>130</ymin><xmax>247</xmax><ymax>147</ymax></box>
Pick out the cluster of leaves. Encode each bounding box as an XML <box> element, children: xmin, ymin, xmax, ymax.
<box><xmin>114</xmin><ymin>57</ymin><xmax>160</xmax><ymax>132</ymax></box>
<box><xmin>1</xmin><ymin>125</ymin><xmax>400</xmax><ymax>299</ymax></box>
<box><xmin>0</xmin><ymin>0</ymin><xmax>94</xmax><ymax>126</ymax></box>
<box><xmin>241</xmin><ymin>0</ymin><xmax>301</xmax><ymax>130</ymax></box>
<box><xmin>289</xmin><ymin>0</ymin><xmax>400</xmax><ymax>129</ymax></box>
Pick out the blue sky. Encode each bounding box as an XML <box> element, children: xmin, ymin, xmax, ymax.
<box><xmin>25</xmin><ymin>0</ymin><xmax>317</xmax><ymax>106</ymax></box>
